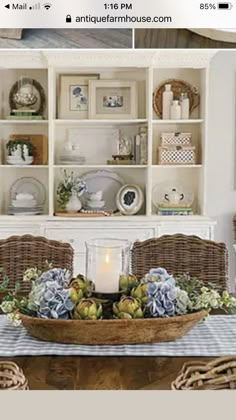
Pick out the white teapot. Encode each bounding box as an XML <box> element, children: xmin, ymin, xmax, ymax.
<box><xmin>164</xmin><ymin>188</ymin><xmax>184</xmax><ymax>205</ymax></box>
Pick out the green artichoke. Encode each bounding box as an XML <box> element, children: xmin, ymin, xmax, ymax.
<box><xmin>131</xmin><ymin>283</ymin><xmax>148</xmax><ymax>306</ymax></box>
<box><xmin>69</xmin><ymin>287</ymin><xmax>80</xmax><ymax>304</ymax></box>
<box><xmin>113</xmin><ymin>296</ymin><xmax>144</xmax><ymax>319</ymax></box>
<box><xmin>119</xmin><ymin>274</ymin><xmax>139</xmax><ymax>292</ymax></box>
<box><xmin>70</xmin><ymin>274</ymin><xmax>94</xmax><ymax>301</ymax></box>
<box><xmin>72</xmin><ymin>298</ymin><xmax>103</xmax><ymax>320</ymax></box>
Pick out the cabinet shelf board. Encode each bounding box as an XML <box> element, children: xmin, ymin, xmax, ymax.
<box><xmin>152</xmin><ymin>119</ymin><xmax>204</xmax><ymax>125</ymax></box>
<box><xmin>152</xmin><ymin>164</ymin><xmax>203</xmax><ymax>169</ymax></box>
<box><xmin>0</xmin><ymin>165</ymin><xmax>48</xmax><ymax>168</ymax></box>
<box><xmin>53</xmin><ymin>165</ymin><xmax>147</xmax><ymax>169</ymax></box>
<box><xmin>0</xmin><ymin>120</ymin><xmax>49</xmax><ymax>125</ymax></box>
<box><xmin>0</xmin><ymin>214</ymin><xmax>213</xmax><ymax>222</ymax></box>
<box><xmin>54</xmin><ymin>119</ymin><xmax>148</xmax><ymax>125</ymax></box>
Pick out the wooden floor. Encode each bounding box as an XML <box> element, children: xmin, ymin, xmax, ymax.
<box><xmin>135</xmin><ymin>29</ymin><xmax>236</xmax><ymax>48</ymax></box>
<box><xmin>0</xmin><ymin>29</ymin><xmax>132</xmax><ymax>49</ymax></box>
<box><xmin>0</xmin><ymin>356</ymin><xmax>211</xmax><ymax>390</ymax></box>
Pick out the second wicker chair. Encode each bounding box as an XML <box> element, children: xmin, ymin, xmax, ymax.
<box><xmin>131</xmin><ymin>234</ymin><xmax>229</xmax><ymax>291</ymax></box>
<box><xmin>0</xmin><ymin>235</ymin><xmax>74</xmax><ymax>293</ymax></box>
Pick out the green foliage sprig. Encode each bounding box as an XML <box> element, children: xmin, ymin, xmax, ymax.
<box><xmin>6</xmin><ymin>139</ymin><xmax>34</xmax><ymax>161</ymax></box>
<box><xmin>57</xmin><ymin>170</ymin><xmax>87</xmax><ymax>210</ymax></box>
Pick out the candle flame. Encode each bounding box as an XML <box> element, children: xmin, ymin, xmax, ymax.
<box><xmin>105</xmin><ymin>254</ymin><xmax>110</xmax><ymax>264</ymax></box>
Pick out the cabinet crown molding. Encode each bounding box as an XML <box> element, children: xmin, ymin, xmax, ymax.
<box><xmin>0</xmin><ymin>50</ymin><xmax>217</xmax><ymax>69</ymax></box>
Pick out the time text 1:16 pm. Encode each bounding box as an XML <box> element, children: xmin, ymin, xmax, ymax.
<box><xmin>104</xmin><ymin>3</ymin><xmax>133</xmax><ymax>10</ymax></box>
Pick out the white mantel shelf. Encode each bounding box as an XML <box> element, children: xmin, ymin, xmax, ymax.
<box><xmin>0</xmin><ymin>215</ymin><xmax>214</xmax><ymax>222</ymax></box>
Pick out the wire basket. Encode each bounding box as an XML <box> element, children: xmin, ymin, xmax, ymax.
<box><xmin>0</xmin><ymin>362</ymin><xmax>29</xmax><ymax>390</ymax></box>
<box><xmin>172</xmin><ymin>356</ymin><xmax>236</xmax><ymax>390</ymax></box>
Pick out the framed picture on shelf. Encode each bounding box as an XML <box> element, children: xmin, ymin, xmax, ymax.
<box><xmin>58</xmin><ymin>74</ymin><xmax>100</xmax><ymax>119</ymax></box>
<box><xmin>89</xmin><ymin>80</ymin><xmax>138</xmax><ymax>120</ymax></box>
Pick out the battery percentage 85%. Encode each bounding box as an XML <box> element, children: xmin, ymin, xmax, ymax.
<box><xmin>200</xmin><ymin>3</ymin><xmax>217</xmax><ymax>9</ymax></box>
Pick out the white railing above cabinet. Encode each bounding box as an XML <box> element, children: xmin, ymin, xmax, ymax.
<box><xmin>0</xmin><ymin>50</ymin><xmax>218</xmax><ymax>70</ymax></box>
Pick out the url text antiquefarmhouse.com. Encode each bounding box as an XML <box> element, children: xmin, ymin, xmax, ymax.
<box><xmin>75</xmin><ymin>14</ymin><xmax>173</xmax><ymax>24</ymax></box>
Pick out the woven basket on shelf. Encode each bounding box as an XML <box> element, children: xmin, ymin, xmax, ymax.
<box><xmin>153</xmin><ymin>79</ymin><xmax>200</xmax><ymax>118</ymax></box>
<box><xmin>172</xmin><ymin>357</ymin><xmax>236</xmax><ymax>390</ymax></box>
<box><xmin>0</xmin><ymin>362</ymin><xmax>29</xmax><ymax>390</ymax></box>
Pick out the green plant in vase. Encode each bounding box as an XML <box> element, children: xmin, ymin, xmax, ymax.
<box><xmin>6</xmin><ymin>139</ymin><xmax>34</xmax><ymax>162</ymax></box>
<box><xmin>57</xmin><ymin>170</ymin><xmax>87</xmax><ymax>212</ymax></box>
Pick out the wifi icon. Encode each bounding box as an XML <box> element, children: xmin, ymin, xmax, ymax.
<box><xmin>43</xmin><ymin>3</ymin><xmax>52</xmax><ymax>9</ymax></box>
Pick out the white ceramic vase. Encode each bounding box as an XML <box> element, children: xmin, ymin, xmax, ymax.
<box><xmin>162</xmin><ymin>84</ymin><xmax>173</xmax><ymax>120</ymax></box>
<box><xmin>66</xmin><ymin>191</ymin><xmax>82</xmax><ymax>213</ymax></box>
<box><xmin>170</xmin><ymin>100</ymin><xmax>181</xmax><ymax>120</ymax></box>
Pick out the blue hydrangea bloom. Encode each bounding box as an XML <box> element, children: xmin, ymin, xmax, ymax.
<box><xmin>143</xmin><ymin>267</ymin><xmax>190</xmax><ymax>318</ymax></box>
<box><xmin>142</xmin><ymin>267</ymin><xmax>176</xmax><ymax>285</ymax></box>
<box><xmin>146</xmin><ymin>281</ymin><xmax>176</xmax><ymax>318</ymax></box>
<box><xmin>28</xmin><ymin>268</ymin><xmax>75</xmax><ymax>320</ymax></box>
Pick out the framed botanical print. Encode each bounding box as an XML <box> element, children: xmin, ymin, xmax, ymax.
<box><xmin>58</xmin><ymin>74</ymin><xmax>99</xmax><ymax>119</ymax></box>
<box><xmin>89</xmin><ymin>80</ymin><xmax>138</xmax><ymax>120</ymax></box>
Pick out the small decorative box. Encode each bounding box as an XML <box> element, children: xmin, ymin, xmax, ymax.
<box><xmin>158</xmin><ymin>145</ymin><xmax>196</xmax><ymax>165</ymax></box>
<box><xmin>161</xmin><ymin>132</ymin><xmax>192</xmax><ymax>146</ymax></box>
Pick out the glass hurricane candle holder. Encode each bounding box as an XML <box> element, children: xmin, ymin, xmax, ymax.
<box><xmin>86</xmin><ymin>238</ymin><xmax>131</xmax><ymax>293</ymax></box>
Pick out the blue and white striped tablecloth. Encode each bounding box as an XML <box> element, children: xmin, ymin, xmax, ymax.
<box><xmin>0</xmin><ymin>315</ymin><xmax>235</xmax><ymax>357</ymax></box>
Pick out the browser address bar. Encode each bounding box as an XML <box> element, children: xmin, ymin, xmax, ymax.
<box><xmin>0</xmin><ymin>0</ymin><xmax>236</xmax><ymax>28</ymax></box>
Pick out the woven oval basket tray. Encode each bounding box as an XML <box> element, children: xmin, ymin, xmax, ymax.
<box><xmin>172</xmin><ymin>356</ymin><xmax>236</xmax><ymax>390</ymax></box>
<box><xmin>153</xmin><ymin>79</ymin><xmax>200</xmax><ymax>118</ymax></box>
<box><xmin>20</xmin><ymin>310</ymin><xmax>206</xmax><ymax>345</ymax></box>
<box><xmin>0</xmin><ymin>362</ymin><xmax>29</xmax><ymax>390</ymax></box>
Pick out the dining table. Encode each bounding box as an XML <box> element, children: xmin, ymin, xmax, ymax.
<box><xmin>0</xmin><ymin>355</ymin><xmax>214</xmax><ymax>390</ymax></box>
<box><xmin>1</xmin><ymin>311</ymin><xmax>236</xmax><ymax>390</ymax></box>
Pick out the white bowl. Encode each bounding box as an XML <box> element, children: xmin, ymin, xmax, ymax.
<box><xmin>87</xmin><ymin>200</ymin><xmax>105</xmax><ymax>209</ymax></box>
<box><xmin>88</xmin><ymin>191</ymin><xmax>103</xmax><ymax>201</ymax></box>
<box><xmin>7</xmin><ymin>156</ymin><xmax>33</xmax><ymax>165</ymax></box>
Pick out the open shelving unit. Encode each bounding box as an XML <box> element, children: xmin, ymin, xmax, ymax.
<box><xmin>0</xmin><ymin>50</ymin><xmax>213</xmax><ymax>221</ymax></box>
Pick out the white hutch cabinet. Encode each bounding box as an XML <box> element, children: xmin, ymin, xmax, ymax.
<box><xmin>0</xmin><ymin>50</ymin><xmax>216</xmax><ymax>274</ymax></box>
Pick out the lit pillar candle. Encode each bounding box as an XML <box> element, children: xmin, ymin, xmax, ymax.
<box><xmin>95</xmin><ymin>249</ymin><xmax>120</xmax><ymax>293</ymax></box>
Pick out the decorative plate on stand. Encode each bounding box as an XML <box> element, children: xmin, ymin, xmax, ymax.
<box><xmin>10</xmin><ymin>177</ymin><xmax>46</xmax><ymax>206</ymax></box>
<box><xmin>81</xmin><ymin>170</ymin><xmax>124</xmax><ymax>212</ymax></box>
<box><xmin>116</xmin><ymin>184</ymin><xmax>144</xmax><ymax>215</ymax></box>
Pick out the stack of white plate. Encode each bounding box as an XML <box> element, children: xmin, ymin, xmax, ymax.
<box><xmin>58</xmin><ymin>150</ymin><xmax>86</xmax><ymax>165</ymax></box>
<box><xmin>8</xmin><ymin>206</ymin><xmax>43</xmax><ymax>216</ymax></box>
<box><xmin>8</xmin><ymin>194</ymin><xmax>43</xmax><ymax>216</ymax></box>
<box><xmin>7</xmin><ymin>156</ymin><xmax>33</xmax><ymax>165</ymax></box>
<box><xmin>86</xmin><ymin>199</ymin><xmax>105</xmax><ymax>210</ymax></box>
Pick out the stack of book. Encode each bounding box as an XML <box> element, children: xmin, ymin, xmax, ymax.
<box><xmin>157</xmin><ymin>206</ymin><xmax>193</xmax><ymax>216</ymax></box>
<box><xmin>7</xmin><ymin>110</ymin><xmax>44</xmax><ymax>120</ymax></box>
<box><xmin>107</xmin><ymin>154</ymin><xmax>134</xmax><ymax>165</ymax></box>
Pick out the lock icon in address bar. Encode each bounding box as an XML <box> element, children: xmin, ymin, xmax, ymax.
<box><xmin>66</xmin><ymin>15</ymin><xmax>72</xmax><ymax>23</ymax></box>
